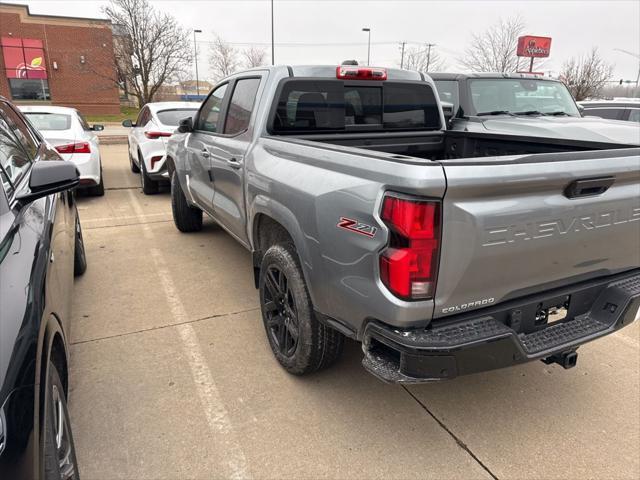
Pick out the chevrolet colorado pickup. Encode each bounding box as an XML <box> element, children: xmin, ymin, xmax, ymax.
<box><xmin>167</xmin><ymin>65</ymin><xmax>640</xmax><ymax>383</ymax></box>
<box><xmin>432</xmin><ymin>72</ymin><xmax>640</xmax><ymax>158</ymax></box>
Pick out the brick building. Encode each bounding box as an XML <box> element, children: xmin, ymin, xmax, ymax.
<box><xmin>0</xmin><ymin>3</ymin><xmax>120</xmax><ymax>115</ymax></box>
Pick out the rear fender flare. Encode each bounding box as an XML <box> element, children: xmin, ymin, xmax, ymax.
<box><xmin>249</xmin><ymin>195</ymin><xmax>318</xmax><ymax>304</ymax></box>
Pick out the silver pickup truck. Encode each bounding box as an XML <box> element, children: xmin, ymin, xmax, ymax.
<box><xmin>167</xmin><ymin>65</ymin><xmax>640</xmax><ymax>383</ymax></box>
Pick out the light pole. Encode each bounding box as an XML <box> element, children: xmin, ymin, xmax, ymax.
<box><xmin>362</xmin><ymin>28</ymin><xmax>371</xmax><ymax>66</ymax></box>
<box><xmin>271</xmin><ymin>0</ymin><xmax>275</xmax><ymax>65</ymax></box>
<box><xmin>193</xmin><ymin>29</ymin><xmax>202</xmax><ymax>97</ymax></box>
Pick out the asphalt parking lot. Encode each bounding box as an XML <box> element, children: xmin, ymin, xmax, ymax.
<box><xmin>68</xmin><ymin>144</ymin><xmax>640</xmax><ymax>480</ymax></box>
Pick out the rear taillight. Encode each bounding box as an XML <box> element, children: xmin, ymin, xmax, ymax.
<box><xmin>144</xmin><ymin>131</ymin><xmax>172</xmax><ymax>139</ymax></box>
<box><xmin>55</xmin><ymin>142</ymin><xmax>91</xmax><ymax>154</ymax></box>
<box><xmin>379</xmin><ymin>195</ymin><xmax>440</xmax><ymax>300</ymax></box>
<box><xmin>336</xmin><ymin>66</ymin><xmax>387</xmax><ymax>80</ymax></box>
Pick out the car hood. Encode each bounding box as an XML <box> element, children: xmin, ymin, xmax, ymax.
<box><xmin>470</xmin><ymin>116</ymin><xmax>640</xmax><ymax>146</ymax></box>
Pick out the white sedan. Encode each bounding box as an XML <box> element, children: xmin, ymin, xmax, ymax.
<box><xmin>19</xmin><ymin>105</ymin><xmax>105</xmax><ymax>196</ymax></box>
<box><xmin>123</xmin><ymin>102</ymin><xmax>199</xmax><ymax>194</ymax></box>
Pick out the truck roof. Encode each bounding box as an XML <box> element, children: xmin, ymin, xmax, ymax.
<box><xmin>220</xmin><ymin>65</ymin><xmax>424</xmax><ymax>83</ymax></box>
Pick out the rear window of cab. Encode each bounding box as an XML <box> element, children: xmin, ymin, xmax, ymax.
<box><xmin>271</xmin><ymin>80</ymin><xmax>441</xmax><ymax>134</ymax></box>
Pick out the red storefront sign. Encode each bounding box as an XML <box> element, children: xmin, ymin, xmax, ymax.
<box><xmin>1</xmin><ymin>37</ymin><xmax>48</xmax><ymax>79</ymax></box>
<box><xmin>517</xmin><ymin>36</ymin><xmax>552</xmax><ymax>58</ymax></box>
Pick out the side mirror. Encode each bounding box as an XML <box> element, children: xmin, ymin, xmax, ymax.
<box><xmin>177</xmin><ymin>116</ymin><xmax>193</xmax><ymax>133</ymax></box>
<box><xmin>122</xmin><ymin>119</ymin><xmax>134</xmax><ymax>128</ymax></box>
<box><xmin>16</xmin><ymin>161</ymin><xmax>79</xmax><ymax>205</ymax></box>
<box><xmin>441</xmin><ymin>101</ymin><xmax>454</xmax><ymax>128</ymax></box>
<box><xmin>91</xmin><ymin>124</ymin><xmax>104</xmax><ymax>131</ymax></box>
<box><xmin>577</xmin><ymin>104</ymin><xmax>585</xmax><ymax>116</ymax></box>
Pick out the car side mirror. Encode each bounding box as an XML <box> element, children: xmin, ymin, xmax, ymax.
<box><xmin>91</xmin><ymin>124</ymin><xmax>104</xmax><ymax>131</ymax></box>
<box><xmin>441</xmin><ymin>101</ymin><xmax>454</xmax><ymax>128</ymax></box>
<box><xmin>178</xmin><ymin>116</ymin><xmax>193</xmax><ymax>133</ymax></box>
<box><xmin>122</xmin><ymin>119</ymin><xmax>134</xmax><ymax>128</ymax></box>
<box><xmin>577</xmin><ymin>105</ymin><xmax>585</xmax><ymax>116</ymax></box>
<box><xmin>16</xmin><ymin>161</ymin><xmax>79</xmax><ymax>205</ymax></box>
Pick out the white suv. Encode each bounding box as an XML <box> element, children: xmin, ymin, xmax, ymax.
<box><xmin>124</xmin><ymin>102</ymin><xmax>199</xmax><ymax>194</ymax></box>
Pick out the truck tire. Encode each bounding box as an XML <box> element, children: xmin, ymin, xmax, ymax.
<box><xmin>259</xmin><ymin>242</ymin><xmax>344</xmax><ymax>375</ymax></box>
<box><xmin>171</xmin><ymin>172</ymin><xmax>202</xmax><ymax>232</ymax></box>
<box><xmin>139</xmin><ymin>152</ymin><xmax>159</xmax><ymax>195</ymax></box>
<box><xmin>43</xmin><ymin>361</ymin><xmax>80</xmax><ymax>480</ymax></box>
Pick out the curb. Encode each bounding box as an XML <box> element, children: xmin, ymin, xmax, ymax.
<box><xmin>99</xmin><ymin>135</ymin><xmax>128</xmax><ymax>145</ymax></box>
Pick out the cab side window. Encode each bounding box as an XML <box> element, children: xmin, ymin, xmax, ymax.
<box><xmin>197</xmin><ymin>84</ymin><xmax>228</xmax><ymax>133</ymax></box>
<box><xmin>224</xmin><ymin>78</ymin><xmax>261</xmax><ymax>135</ymax></box>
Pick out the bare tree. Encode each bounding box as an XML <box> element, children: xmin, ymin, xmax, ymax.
<box><xmin>560</xmin><ymin>48</ymin><xmax>614</xmax><ymax>100</ymax></box>
<box><xmin>103</xmin><ymin>0</ymin><xmax>192</xmax><ymax>106</ymax></box>
<box><xmin>402</xmin><ymin>44</ymin><xmax>446</xmax><ymax>72</ymax></box>
<box><xmin>460</xmin><ymin>15</ymin><xmax>527</xmax><ymax>72</ymax></box>
<box><xmin>209</xmin><ymin>36</ymin><xmax>240</xmax><ymax>80</ymax></box>
<box><xmin>243</xmin><ymin>46</ymin><xmax>267</xmax><ymax>69</ymax></box>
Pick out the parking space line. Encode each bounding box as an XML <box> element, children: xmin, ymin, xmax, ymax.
<box><xmin>83</xmin><ymin>212</ymin><xmax>172</xmax><ymax>223</ymax></box>
<box><xmin>126</xmin><ymin>189</ymin><xmax>252</xmax><ymax>480</ymax></box>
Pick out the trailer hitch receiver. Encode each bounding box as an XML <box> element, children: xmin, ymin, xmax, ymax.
<box><xmin>542</xmin><ymin>351</ymin><xmax>578</xmax><ymax>369</ymax></box>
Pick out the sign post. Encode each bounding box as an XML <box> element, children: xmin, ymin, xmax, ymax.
<box><xmin>517</xmin><ymin>35</ymin><xmax>552</xmax><ymax>73</ymax></box>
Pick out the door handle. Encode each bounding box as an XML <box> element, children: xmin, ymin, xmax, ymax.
<box><xmin>201</xmin><ymin>148</ymin><xmax>210</xmax><ymax>158</ymax></box>
<box><xmin>226</xmin><ymin>157</ymin><xmax>242</xmax><ymax>169</ymax></box>
<box><xmin>564</xmin><ymin>176</ymin><xmax>614</xmax><ymax>199</ymax></box>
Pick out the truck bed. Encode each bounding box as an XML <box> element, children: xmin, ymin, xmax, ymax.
<box><xmin>284</xmin><ymin>129</ymin><xmax>636</xmax><ymax>160</ymax></box>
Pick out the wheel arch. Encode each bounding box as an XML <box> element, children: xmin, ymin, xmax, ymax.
<box><xmin>250</xmin><ymin>205</ymin><xmax>320</xmax><ymax>305</ymax></box>
<box><xmin>39</xmin><ymin>314</ymin><xmax>69</xmax><ymax>398</ymax></box>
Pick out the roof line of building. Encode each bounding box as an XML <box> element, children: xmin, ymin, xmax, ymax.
<box><xmin>0</xmin><ymin>2</ymin><xmax>112</xmax><ymax>25</ymax></box>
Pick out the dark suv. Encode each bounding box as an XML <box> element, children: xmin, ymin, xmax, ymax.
<box><xmin>0</xmin><ymin>96</ymin><xmax>85</xmax><ymax>479</ymax></box>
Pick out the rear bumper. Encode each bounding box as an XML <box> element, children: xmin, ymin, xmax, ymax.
<box><xmin>61</xmin><ymin>152</ymin><xmax>101</xmax><ymax>186</ymax></box>
<box><xmin>362</xmin><ymin>270</ymin><xmax>640</xmax><ymax>383</ymax></box>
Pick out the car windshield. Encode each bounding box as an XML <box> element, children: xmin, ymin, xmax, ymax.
<box><xmin>469</xmin><ymin>78</ymin><xmax>580</xmax><ymax>117</ymax></box>
<box><xmin>157</xmin><ymin>109</ymin><xmax>198</xmax><ymax>126</ymax></box>
<box><xmin>24</xmin><ymin>112</ymin><xmax>72</xmax><ymax>130</ymax></box>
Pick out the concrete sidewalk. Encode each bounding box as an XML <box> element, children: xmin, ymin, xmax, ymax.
<box><xmin>96</xmin><ymin>122</ymin><xmax>129</xmax><ymax>144</ymax></box>
<box><xmin>68</xmin><ymin>144</ymin><xmax>640</xmax><ymax>479</ymax></box>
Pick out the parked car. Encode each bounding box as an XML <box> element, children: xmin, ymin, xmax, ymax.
<box><xmin>19</xmin><ymin>105</ymin><xmax>105</xmax><ymax>196</ymax></box>
<box><xmin>431</xmin><ymin>73</ymin><xmax>640</xmax><ymax>158</ymax></box>
<box><xmin>579</xmin><ymin>99</ymin><xmax>640</xmax><ymax>123</ymax></box>
<box><xmin>123</xmin><ymin>102</ymin><xmax>199</xmax><ymax>194</ymax></box>
<box><xmin>167</xmin><ymin>65</ymin><xmax>640</xmax><ymax>383</ymax></box>
<box><xmin>0</xmin><ymin>96</ymin><xmax>86</xmax><ymax>479</ymax></box>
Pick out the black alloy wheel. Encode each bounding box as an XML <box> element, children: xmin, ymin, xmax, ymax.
<box><xmin>262</xmin><ymin>264</ymin><xmax>299</xmax><ymax>357</ymax></box>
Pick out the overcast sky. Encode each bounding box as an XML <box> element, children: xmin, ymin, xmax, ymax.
<box><xmin>10</xmin><ymin>0</ymin><xmax>640</xmax><ymax>82</ymax></box>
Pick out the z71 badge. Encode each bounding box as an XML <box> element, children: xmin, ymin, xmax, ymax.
<box><xmin>337</xmin><ymin>217</ymin><xmax>377</xmax><ymax>237</ymax></box>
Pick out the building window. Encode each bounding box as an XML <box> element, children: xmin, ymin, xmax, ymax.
<box><xmin>8</xmin><ymin>78</ymin><xmax>50</xmax><ymax>100</ymax></box>
<box><xmin>1</xmin><ymin>37</ymin><xmax>51</xmax><ymax>101</ymax></box>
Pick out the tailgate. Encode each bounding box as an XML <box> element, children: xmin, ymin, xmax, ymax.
<box><xmin>435</xmin><ymin>148</ymin><xmax>640</xmax><ymax>318</ymax></box>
